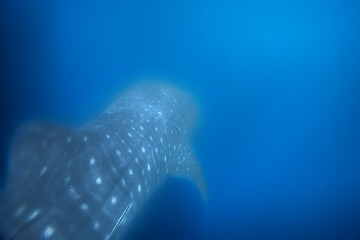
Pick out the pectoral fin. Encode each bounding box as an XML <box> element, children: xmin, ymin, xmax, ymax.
<box><xmin>168</xmin><ymin>145</ymin><xmax>207</xmax><ymax>201</ymax></box>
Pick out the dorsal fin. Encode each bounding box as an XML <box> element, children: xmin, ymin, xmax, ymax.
<box><xmin>0</xmin><ymin>121</ymin><xmax>96</xmax><ymax>238</ymax></box>
<box><xmin>1</xmin><ymin>121</ymin><xmax>74</xmax><ymax>239</ymax></box>
<box><xmin>6</xmin><ymin>121</ymin><xmax>77</xmax><ymax>185</ymax></box>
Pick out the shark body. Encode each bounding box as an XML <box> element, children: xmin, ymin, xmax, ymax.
<box><xmin>0</xmin><ymin>83</ymin><xmax>205</xmax><ymax>240</ymax></box>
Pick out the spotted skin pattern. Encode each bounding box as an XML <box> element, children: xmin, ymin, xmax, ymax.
<box><xmin>0</xmin><ymin>83</ymin><xmax>206</xmax><ymax>240</ymax></box>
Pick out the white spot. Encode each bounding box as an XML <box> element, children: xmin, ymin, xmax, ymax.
<box><xmin>14</xmin><ymin>205</ymin><xmax>25</xmax><ymax>218</ymax></box>
<box><xmin>147</xmin><ymin>163</ymin><xmax>151</xmax><ymax>172</ymax></box>
<box><xmin>94</xmin><ymin>222</ymin><xmax>100</xmax><ymax>230</ymax></box>
<box><xmin>121</xmin><ymin>178</ymin><xmax>126</xmax><ymax>186</ymax></box>
<box><xmin>81</xmin><ymin>203</ymin><xmax>88</xmax><ymax>210</ymax></box>
<box><xmin>128</xmin><ymin>148</ymin><xmax>132</xmax><ymax>153</ymax></box>
<box><xmin>135</xmin><ymin>158</ymin><xmax>138</xmax><ymax>163</ymax></box>
<box><xmin>106</xmin><ymin>134</ymin><xmax>110</xmax><ymax>139</ymax></box>
<box><xmin>129</xmin><ymin>169</ymin><xmax>133</xmax><ymax>175</ymax></box>
<box><xmin>141</xmin><ymin>147</ymin><xmax>145</xmax><ymax>153</ymax></box>
<box><xmin>164</xmin><ymin>156</ymin><xmax>167</xmax><ymax>162</ymax></box>
<box><xmin>158</xmin><ymin>111</ymin><xmax>162</xmax><ymax>115</ymax></box>
<box><xmin>160</xmin><ymin>137</ymin><xmax>163</xmax><ymax>143</ymax></box>
<box><xmin>174</xmin><ymin>145</ymin><xmax>176</xmax><ymax>150</ymax></box>
<box><xmin>40</xmin><ymin>166</ymin><xmax>48</xmax><ymax>176</ymax></box>
<box><xmin>138</xmin><ymin>184</ymin><xmax>142</xmax><ymax>193</ymax></box>
<box><xmin>28</xmin><ymin>209</ymin><xmax>40</xmax><ymax>221</ymax></box>
<box><xmin>96</xmin><ymin>177</ymin><xmax>102</xmax><ymax>184</ymax></box>
<box><xmin>69</xmin><ymin>186</ymin><xmax>80</xmax><ymax>199</ymax></box>
<box><xmin>155</xmin><ymin>127</ymin><xmax>158</xmax><ymax>131</ymax></box>
<box><xmin>111</xmin><ymin>196</ymin><xmax>117</xmax><ymax>204</ymax></box>
<box><xmin>43</xmin><ymin>226</ymin><xmax>54</xmax><ymax>238</ymax></box>
<box><xmin>83</xmin><ymin>136</ymin><xmax>87</xmax><ymax>142</ymax></box>
<box><xmin>116</xmin><ymin>150</ymin><xmax>121</xmax><ymax>156</ymax></box>
<box><xmin>128</xmin><ymin>132</ymin><xmax>132</xmax><ymax>137</ymax></box>
<box><xmin>149</xmin><ymin>136</ymin><xmax>153</xmax><ymax>141</ymax></box>
<box><xmin>90</xmin><ymin>158</ymin><xmax>95</xmax><ymax>165</ymax></box>
<box><xmin>140</xmin><ymin>126</ymin><xmax>144</xmax><ymax>130</ymax></box>
<box><xmin>155</xmin><ymin>148</ymin><xmax>158</xmax><ymax>153</ymax></box>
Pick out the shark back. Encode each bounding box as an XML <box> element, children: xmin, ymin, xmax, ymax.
<box><xmin>0</xmin><ymin>82</ymin><xmax>206</xmax><ymax>240</ymax></box>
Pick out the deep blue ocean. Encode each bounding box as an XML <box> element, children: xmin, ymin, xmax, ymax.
<box><xmin>1</xmin><ymin>0</ymin><xmax>360</xmax><ymax>239</ymax></box>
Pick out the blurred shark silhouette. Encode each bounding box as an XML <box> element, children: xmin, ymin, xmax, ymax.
<box><xmin>0</xmin><ymin>82</ymin><xmax>206</xmax><ymax>240</ymax></box>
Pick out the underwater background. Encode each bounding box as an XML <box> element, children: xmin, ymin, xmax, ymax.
<box><xmin>1</xmin><ymin>0</ymin><xmax>360</xmax><ymax>239</ymax></box>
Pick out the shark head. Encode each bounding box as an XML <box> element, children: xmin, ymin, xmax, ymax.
<box><xmin>0</xmin><ymin>82</ymin><xmax>206</xmax><ymax>240</ymax></box>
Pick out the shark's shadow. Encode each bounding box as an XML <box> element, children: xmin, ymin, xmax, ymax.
<box><xmin>123</xmin><ymin>177</ymin><xmax>207</xmax><ymax>240</ymax></box>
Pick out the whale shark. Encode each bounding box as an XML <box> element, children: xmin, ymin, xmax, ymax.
<box><xmin>0</xmin><ymin>82</ymin><xmax>206</xmax><ymax>240</ymax></box>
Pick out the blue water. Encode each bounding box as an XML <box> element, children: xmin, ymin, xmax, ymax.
<box><xmin>1</xmin><ymin>0</ymin><xmax>360</xmax><ymax>239</ymax></box>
